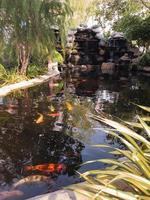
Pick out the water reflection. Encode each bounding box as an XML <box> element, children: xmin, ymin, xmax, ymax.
<box><xmin>0</xmin><ymin>72</ymin><xmax>150</xmax><ymax>199</ymax></box>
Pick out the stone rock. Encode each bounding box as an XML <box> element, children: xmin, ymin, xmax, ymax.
<box><xmin>48</xmin><ymin>62</ymin><xmax>59</xmax><ymax>73</ymax></box>
<box><xmin>99</xmin><ymin>40</ymin><xmax>105</xmax><ymax>47</ymax></box>
<box><xmin>99</xmin><ymin>49</ymin><xmax>105</xmax><ymax>56</ymax></box>
<box><xmin>81</xmin><ymin>65</ymin><xmax>87</xmax><ymax>72</ymax></box>
<box><xmin>101</xmin><ymin>62</ymin><xmax>115</xmax><ymax>75</ymax></box>
<box><xmin>95</xmin><ymin>33</ymin><xmax>103</xmax><ymax>39</ymax></box>
<box><xmin>92</xmin><ymin>26</ymin><xmax>101</xmax><ymax>33</ymax></box>
<box><xmin>120</xmin><ymin>53</ymin><xmax>130</xmax><ymax>62</ymax></box>
<box><xmin>131</xmin><ymin>57</ymin><xmax>140</xmax><ymax>65</ymax></box>
<box><xmin>28</xmin><ymin>189</ymin><xmax>90</xmax><ymax>200</ymax></box>
<box><xmin>132</xmin><ymin>47</ymin><xmax>141</xmax><ymax>56</ymax></box>
<box><xmin>111</xmin><ymin>32</ymin><xmax>124</xmax><ymax>38</ymax></box>
<box><xmin>142</xmin><ymin>66</ymin><xmax>150</xmax><ymax>72</ymax></box>
<box><xmin>119</xmin><ymin>77</ymin><xmax>128</xmax><ymax>81</ymax></box>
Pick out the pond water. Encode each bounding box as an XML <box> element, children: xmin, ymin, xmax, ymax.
<box><xmin>0</xmin><ymin>71</ymin><xmax>150</xmax><ymax>199</ymax></box>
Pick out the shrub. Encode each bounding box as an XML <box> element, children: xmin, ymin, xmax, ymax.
<box><xmin>0</xmin><ymin>65</ymin><xmax>27</xmax><ymax>86</ymax></box>
<box><xmin>139</xmin><ymin>52</ymin><xmax>150</xmax><ymax>67</ymax></box>
<box><xmin>27</xmin><ymin>65</ymin><xmax>47</xmax><ymax>78</ymax></box>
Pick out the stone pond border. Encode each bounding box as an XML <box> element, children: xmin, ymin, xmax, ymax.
<box><xmin>28</xmin><ymin>188</ymin><xmax>90</xmax><ymax>200</ymax></box>
<box><xmin>0</xmin><ymin>63</ymin><xmax>60</xmax><ymax>97</ymax></box>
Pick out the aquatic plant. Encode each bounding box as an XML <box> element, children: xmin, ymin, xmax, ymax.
<box><xmin>68</xmin><ymin>105</ymin><xmax>150</xmax><ymax>199</ymax></box>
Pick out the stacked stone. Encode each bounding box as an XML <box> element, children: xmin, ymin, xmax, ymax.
<box><xmin>66</xmin><ymin>26</ymin><xmax>107</xmax><ymax>74</ymax></box>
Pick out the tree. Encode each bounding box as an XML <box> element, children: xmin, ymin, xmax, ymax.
<box><xmin>114</xmin><ymin>14</ymin><xmax>150</xmax><ymax>51</ymax></box>
<box><xmin>89</xmin><ymin>0</ymin><xmax>149</xmax><ymax>29</ymax></box>
<box><xmin>69</xmin><ymin>0</ymin><xmax>94</xmax><ymax>28</ymax></box>
<box><xmin>0</xmin><ymin>0</ymin><xmax>71</xmax><ymax>74</ymax></box>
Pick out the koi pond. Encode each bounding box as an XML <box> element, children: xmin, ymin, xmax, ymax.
<box><xmin>0</xmin><ymin>72</ymin><xmax>150</xmax><ymax>199</ymax></box>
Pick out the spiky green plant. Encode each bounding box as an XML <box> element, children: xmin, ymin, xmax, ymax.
<box><xmin>68</xmin><ymin>104</ymin><xmax>150</xmax><ymax>200</ymax></box>
<box><xmin>27</xmin><ymin>65</ymin><xmax>47</xmax><ymax>78</ymax></box>
<box><xmin>0</xmin><ymin>64</ymin><xmax>27</xmax><ymax>86</ymax></box>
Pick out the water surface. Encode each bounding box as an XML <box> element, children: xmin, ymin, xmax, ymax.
<box><xmin>0</xmin><ymin>72</ymin><xmax>150</xmax><ymax>199</ymax></box>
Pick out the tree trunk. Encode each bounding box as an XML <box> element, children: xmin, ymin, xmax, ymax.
<box><xmin>18</xmin><ymin>44</ymin><xmax>30</xmax><ymax>75</ymax></box>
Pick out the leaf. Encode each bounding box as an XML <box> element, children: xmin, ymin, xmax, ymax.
<box><xmin>35</xmin><ymin>113</ymin><xmax>44</xmax><ymax>124</ymax></box>
<box><xmin>66</xmin><ymin>102</ymin><xmax>73</xmax><ymax>111</ymax></box>
<box><xmin>141</xmin><ymin>117</ymin><xmax>150</xmax><ymax>122</ymax></box>
<box><xmin>135</xmin><ymin>104</ymin><xmax>150</xmax><ymax>112</ymax></box>
<box><xmin>49</xmin><ymin>104</ymin><xmax>55</xmax><ymax>112</ymax></box>
<box><xmin>93</xmin><ymin>144</ymin><xmax>133</xmax><ymax>161</ymax></box>
<box><xmin>124</xmin><ymin>121</ymin><xmax>143</xmax><ymax>129</ymax></box>
<box><xmin>75</xmin><ymin>183</ymin><xmax>139</xmax><ymax>200</ymax></box>
<box><xmin>138</xmin><ymin>116</ymin><xmax>150</xmax><ymax>138</ymax></box>
<box><xmin>82</xmin><ymin>158</ymin><xmax>139</xmax><ymax>174</ymax></box>
<box><xmin>92</xmin><ymin>115</ymin><xmax>150</xmax><ymax>148</ymax></box>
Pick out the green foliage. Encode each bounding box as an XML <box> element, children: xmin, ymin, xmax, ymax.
<box><xmin>89</xmin><ymin>0</ymin><xmax>144</xmax><ymax>27</ymax></box>
<box><xmin>139</xmin><ymin>52</ymin><xmax>150</xmax><ymax>66</ymax></box>
<box><xmin>69</xmin><ymin>0</ymin><xmax>94</xmax><ymax>28</ymax></box>
<box><xmin>87</xmin><ymin>0</ymin><xmax>150</xmax><ymax>49</ymax></box>
<box><xmin>115</xmin><ymin>14</ymin><xmax>150</xmax><ymax>48</ymax></box>
<box><xmin>51</xmin><ymin>50</ymin><xmax>64</xmax><ymax>64</ymax></box>
<box><xmin>0</xmin><ymin>111</ymin><xmax>11</xmax><ymax>127</ymax></box>
<box><xmin>0</xmin><ymin>0</ymin><xmax>71</xmax><ymax>73</ymax></box>
<box><xmin>68</xmin><ymin>105</ymin><xmax>150</xmax><ymax>199</ymax></box>
<box><xmin>0</xmin><ymin>64</ymin><xmax>7</xmax><ymax>79</ymax></box>
<box><xmin>27</xmin><ymin>65</ymin><xmax>47</xmax><ymax>78</ymax></box>
<box><xmin>0</xmin><ymin>64</ymin><xmax>27</xmax><ymax>86</ymax></box>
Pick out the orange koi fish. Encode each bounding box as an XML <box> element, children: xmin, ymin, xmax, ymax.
<box><xmin>35</xmin><ymin>113</ymin><xmax>44</xmax><ymax>124</ymax></box>
<box><xmin>66</xmin><ymin>102</ymin><xmax>73</xmax><ymax>111</ymax></box>
<box><xmin>48</xmin><ymin>105</ymin><xmax>55</xmax><ymax>112</ymax></box>
<box><xmin>47</xmin><ymin>113</ymin><xmax>61</xmax><ymax>117</ymax></box>
<box><xmin>25</xmin><ymin>163</ymin><xmax>66</xmax><ymax>173</ymax></box>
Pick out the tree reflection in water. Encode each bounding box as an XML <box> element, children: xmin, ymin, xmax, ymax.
<box><xmin>0</xmin><ymin>84</ymin><xmax>86</xmax><ymax>194</ymax></box>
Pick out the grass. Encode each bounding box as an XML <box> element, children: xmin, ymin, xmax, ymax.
<box><xmin>27</xmin><ymin>65</ymin><xmax>47</xmax><ymax>78</ymax></box>
<box><xmin>0</xmin><ymin>64</ymin><xmax>48</xmax><ymax>86</ymax></box>
<box><xmin>0</xmin><ymin>64</ymin><xmax>27</xmax><ymax>86</ymax></box>
<box><xmin>68</xmin><ymin>104</ymin><xmax>150</xmax><ymax>200</ymax></box>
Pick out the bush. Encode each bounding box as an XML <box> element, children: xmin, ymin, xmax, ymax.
<box><xmin>27</xmin><ymin>65</ymin><xmax>47</xmax><ymax>78</ymax></box>
<box><xmin>52</xmin><ymin>50</ymin><xmax>64</xmax><ymax>64</ymax></box>
<box><xmin>0</xmin><ymin>64</ymin><xmax>27</xmax><ymax>86</ymax></box>
<box><xmin>139</xmin><ymin>52</ymin><xmax>150</xmax><ymax>66</ymax></box>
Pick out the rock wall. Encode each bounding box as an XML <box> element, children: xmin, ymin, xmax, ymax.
<box><xmin>66</xmin><ymin>27</ymin><xmax>107</xmax><ymax>75</ymax></box>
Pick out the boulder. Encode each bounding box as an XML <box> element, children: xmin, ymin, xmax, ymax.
<box><xmin>99</xmin><ymin>40</ymin><xmax>106</xmax><ymax>47</ymax></box>
<box><xmin>48</xmin><ymin>62</ymin><xmax>59</xmax><ymax>73</ymax></box>
<box><xmin>142</xmin><ymin>66</ymin><xmax>150</xmax><ymax>73</ymax></box>
<box><xmin>130</xmin><ymin>47</ymin><xmax>141</xmax><ymax>57</ymax></box>
<box><xmin>101</xmin><ymin>62</ymin><xmax>115</xmax><ymax>75</ymax></box>
<box><xmin>28</xmin><ymin>189</ymin><xmax>90</xmax><ymax>200</ymax></box>
<box><xmin>131</xmin><ymin>57</ymin><xmax>140</xmax><ymax>65</ymax></box>
<box><xmin>120</xmin><ymin>53</ymin><xmax>130</xmax><ymax>62</ymax></box>
<box><xmin>111</xmin><ymin>32</ymin><xmax>124</xmax><ymax>39</ymax></box>
<box><xmin>92</xmin><ymin>25</ymin><xmax>101</xmax><ymax>33</ymax></box>
<box><xmin>95</xmin><ymin>33</ymin><xmax>103</xmax><ymax>39</ymax></box>
<box><xmin>99</xmin><ymin>49</ymin><xmax>105</xmax><ymax>56</ymax></box>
